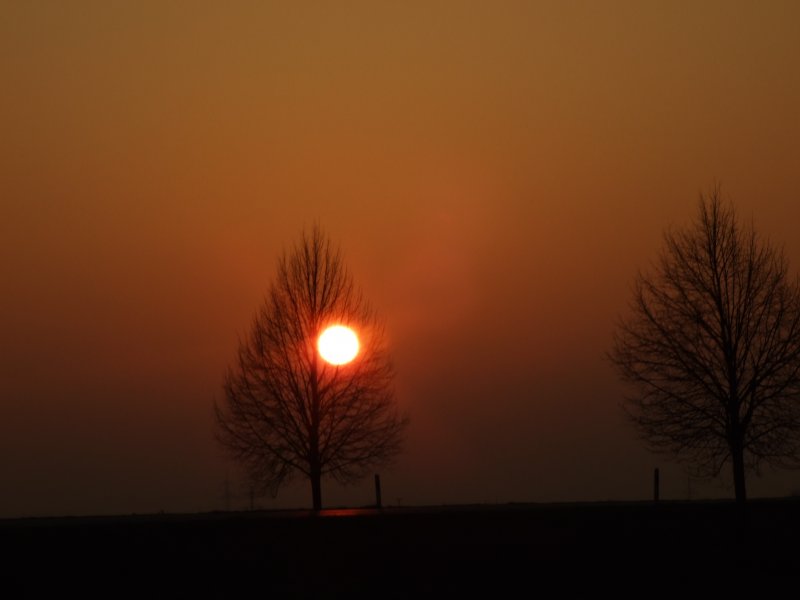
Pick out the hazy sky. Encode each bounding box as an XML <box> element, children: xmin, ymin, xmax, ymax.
<box><xmin>2</xmin><ymin>1</ymin><xmax>800</xmax><ymax>516</ymax></box>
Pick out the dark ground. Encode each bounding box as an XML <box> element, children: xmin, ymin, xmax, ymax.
<box><xmin>2</xmin><ymin>499</ymin><xmax>798</xmax><ymax>595</ymax></box>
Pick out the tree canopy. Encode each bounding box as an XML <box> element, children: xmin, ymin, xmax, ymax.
<box><xmin>610</xmin><ymin>188</ymin><xmax>800</xmax><ymax>503</ymax></box>
<box><xmin>215</xmin><ymin>226</ymin><xmax>408</xmax><ymax>509</ymax></box>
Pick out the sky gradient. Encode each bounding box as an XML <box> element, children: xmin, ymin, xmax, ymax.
<box><xmin>2</xmin><ymin>1</ymin><xmax>800</xmax><ymax>516</ymax></box>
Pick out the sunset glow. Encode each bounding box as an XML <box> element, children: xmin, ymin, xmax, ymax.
<box><xmin>318</xmin><ymin>325</ymin><xmax>359</xmax><ymax>365</ymax></box>
<box><xmin>2</xmin><ymin>1</ymin><xmax>800</xmax><ymax>519</ymax></box>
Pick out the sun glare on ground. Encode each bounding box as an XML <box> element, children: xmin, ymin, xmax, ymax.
<box><xmin>318</xmin><ymin>325</ymin><xmax>360</xmax><ymax>365</ymax></box>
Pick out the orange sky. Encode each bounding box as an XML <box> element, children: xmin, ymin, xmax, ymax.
<box><xmin>2</xmin><ymin>1</ymin><xmax>800</xmax><ymax>516</ymax></box>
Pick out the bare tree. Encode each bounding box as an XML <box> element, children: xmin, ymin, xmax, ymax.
<box><xmin>215</xmin><ymin>226</ymin><xmax>408</xmax><ymax>510</ymax></box>
<box><xmin>610</xmin><ymin>187</ymin><xmax>800</xmax><ymax>504</ymax></box>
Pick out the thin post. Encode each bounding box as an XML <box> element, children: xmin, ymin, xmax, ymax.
<box><xmin>374</xmin><ymin>474</ymin><xmax>382</xmax><ymax>509</ymax></box>
<box><xmin>653</xmin><ymin>468</ymin><xmax>660</xmax><ymax>503</ymax></box>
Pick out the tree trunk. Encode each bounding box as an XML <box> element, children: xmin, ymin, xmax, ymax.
<box><xmin>308</xmin><ymin>409</ymin><xmax>322</xmax><ymax>510</ymax></box>
<box><xmin>730</xmin><ymin>436</ymin><xmax>749</xmax><ymax>540</ymax></box>
<box><xmin>309</xmin><ymin>346</ymin><xmax>322</xmax><ymax>511</ymax></box>
<box><xmin>310</xmin><ymin>463</ymin><xmax>322</xmax><ymax>511</ymax></box>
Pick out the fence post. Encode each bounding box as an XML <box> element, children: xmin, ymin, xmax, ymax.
<box><xmin>653</xmin><ymin>468</ymin><xmax>660</xmax><ymax>503</ymax></box>
<box><xmin>374</xmin><ymin>474</ymin><xmax>382</xmax><ymax>509</ymax></box>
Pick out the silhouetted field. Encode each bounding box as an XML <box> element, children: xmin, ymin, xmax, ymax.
<box><xmin>3</xmin><ymin>499</ymin><xmax>798</xmax><ymax>595</ymax></box>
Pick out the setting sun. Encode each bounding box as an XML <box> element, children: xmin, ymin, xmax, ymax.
<box><xmin>318</xmin><ymin>325</ymin><xmax>360</xmax><ymax>365</ymax></box>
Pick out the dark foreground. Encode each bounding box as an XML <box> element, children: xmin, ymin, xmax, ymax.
<box><xmin>2</xmin><ymin>499</ymin><xmax>799</xmax><ymax>595</ymax></box>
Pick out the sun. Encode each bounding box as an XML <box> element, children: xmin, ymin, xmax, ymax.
<box><xmin>318</xmin><ymin>325</ymin><xmax>360</xmax><ymax>365</ymax></box>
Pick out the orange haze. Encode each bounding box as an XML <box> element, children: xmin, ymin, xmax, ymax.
<box><xmin>2</xmin><ymin>2</ymin><xmax>800</xmax><ymax>516</ymax></box>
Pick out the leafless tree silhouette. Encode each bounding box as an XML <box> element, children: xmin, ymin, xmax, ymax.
<box><xmin>215</xmin><ymin>226</ymin><xmax>408</xmax><ymax>510</ymax></box>
<box><xmin>610</xmin><ymin>187</ymin><xmax>800</xmax><ymax>504</ymax></box>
